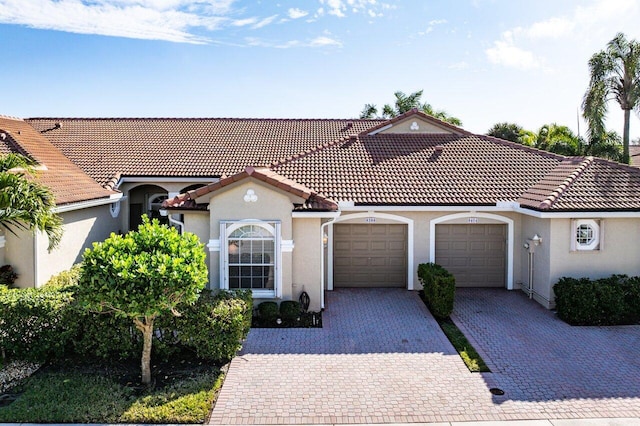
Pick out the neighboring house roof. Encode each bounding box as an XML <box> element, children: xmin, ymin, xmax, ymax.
<box><xmin>631</xmin><ymin>145</ymin><xmax>640</xmax><ymax>168</ymax></box>
<box><xmin>26</xmin><ymin>117</ymin><xmax>385</xmax><ymax>188</ymax></box>
<box><xmin>163</xmin><ymin>166</ymin><xmax>338</xmax><ymax>211</ymax></box>
<box><xmin>0</xmin><ymin>116</ymin><xmax>117</xmax><ymax>206</ymax></box>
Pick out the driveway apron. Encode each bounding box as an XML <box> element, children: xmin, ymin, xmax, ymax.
<box><xmin>208</xmin><ymin>288</ymin><xmax>640</xmax><ymax>425</ymax></box>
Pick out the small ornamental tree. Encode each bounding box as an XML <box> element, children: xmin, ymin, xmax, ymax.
<box><xmin>79</xmin><ymin>216</ymin><xmax>208</xmax><ymax>384</ymax></box>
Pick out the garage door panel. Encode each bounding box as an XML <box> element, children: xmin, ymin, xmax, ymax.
<box><xmin>334</xmin><ymin>241</ymin><xmax>351</xmax><ymax>251</ymax></box>
<box><xmin>334</xmin><ymin>224</ymin><xmax>407</xmax><ymax>288</ymax></box>
<box><xmin>436</xmin><ymin>224</ymin><xmax>506</xmax><ymax>288</ymax></box>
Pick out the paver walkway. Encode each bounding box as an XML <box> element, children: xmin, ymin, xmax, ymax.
<box><xmin>208</xmin><ymin>288</ymin><xmax>640</xmax><ymax>425</ymax></box>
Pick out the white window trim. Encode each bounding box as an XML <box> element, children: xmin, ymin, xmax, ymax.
<box><xmin>571</xmin><ymin>219</ymin><xmax>601</xmax><ymax>251</ymax></box>
<box><xmin>219</xmin><ymin>220</ymin><xmax>282</xmax><ymax>298</ymax></box>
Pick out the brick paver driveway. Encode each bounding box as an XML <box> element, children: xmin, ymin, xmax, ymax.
<box><xmin>209</xmin><ymin>288</ymin><xmax>640</xmax><ymax>425</ymax></box>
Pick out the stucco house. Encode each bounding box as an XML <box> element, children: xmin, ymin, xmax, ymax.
<box><xmin>1</xmin><ymin>110</ymin><xmax>640</xmax><ymax>311</ymax></box>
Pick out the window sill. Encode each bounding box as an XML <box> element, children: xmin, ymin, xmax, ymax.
<box><xmin>251</xmin><ymin>290</ymin><xmax>277</xmax><ymax>299</ymax></box>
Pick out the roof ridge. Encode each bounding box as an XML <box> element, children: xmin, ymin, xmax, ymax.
<box><xmin>27</xmin><ymin>116</ymin><xmax>388</xmax><ymax>123</ymax></box>
<box><xmin>479</xmin><ymin>134</ymin><xmax>568</xmax><ymax>160</ymax></box>
<box><xmin>361</xmin><ymin>108</ymin><xmax>473</xmax><ymax>137</ymax></box>
<box><xmin>271</xmin><ymin>135</ymin><xmax>353</xmax><ymax>169</ymax></box>
<box><xmin>538</xmin><ymin>156</ymin><xmax>594</xmax><ymax>210</ymax></box>
<box><xmin>590</xmin><ymin>156</ymin><xmax>640</xmax><ymax>174</ymax></box>
<box><xmin>0</xmin><ymin>114</ymin><xmax>23</xmax><ymax>121</ymax></box>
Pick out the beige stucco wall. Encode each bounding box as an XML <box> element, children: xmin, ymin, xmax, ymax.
<box><xmin>520</xmin><ymin>216</ymin><xmax>552</xmax><ymax>307</ymax></box>
<box><xmin>292</xmin><ymin>218</ymin><xmax>322</xmax><ymax>311</ymax></box>
<box><xmin>35</xmin><ymin>205</ymin><xmax>120</xmax><ymax>287</ymax></box>
<box><xmin>206</xmin><ymin>180</ymin><xmax>299</xmax><ymax>306</ymax></box>
<box><xmin>182</xmin><ymin>211</ymin><xmax>211</xmax><ymax>286</ymax></box>
<box><xmin>549</xmin><ymin>218</ymin><xmax>640</xmax><ymax>298</ymax></box>
<box><xmin>5</xmin><ymin>204</ymin><xmax>119</xmax><ymax>288</ymax></box>
<box><xmin>380</xmin><ymin>117</ymin><xmax>456</xmax><ymax>134</ymax></box>
<box><xmin>4</xmin><ymin>228</ymin><xmax>35</xmax><ymax>288</ymax></box>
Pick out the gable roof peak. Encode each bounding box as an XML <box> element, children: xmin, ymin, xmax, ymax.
<box><xmin>363</xmin><ymin>108</ymin><xmax>471</xmax><ymax>137</ymax></box>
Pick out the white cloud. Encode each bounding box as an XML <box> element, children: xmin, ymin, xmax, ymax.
<box><xmin>288</xmin><ymin>8</ymin><xmax>308</xmax><ymax>19</ymax></box>
<box><xmin>317</xmin><ymin>0</ymin><xmax>390</xmax><ymax>18</ymax></box>
<box><xmin>245</xmin><ymin>35</ymin><xmax>342</xmax><ymax>49</ymax></box>
<box><xmin>251</xmin><ymin>14</ymin><xmax>278</xmax><ymax>29</ymax></box>
<box><xmin>309</xmin><ymin>35</ymin><xmax>342</xmax><ymax>47</ymax></box>
<box><xmin>448</xmin><ymin>61</ymin><xmax>469</xmax><ymax>70</ymax></box>
<box><xmin>526</xmin><ymin>17</ymin><xmax>574</xmax><ymax>39</ymax></box>
<box><xmin>231</xmin><ymin>17</ymin><xmax>257</xmax><ymax>27</ymax></box>
<box><xmin>0</xmin><ymin>0</ymin><xmax>222</xmax><ymax>43</ymax></box>
<box><xmin>419</xmin><ymin>18</ymin><xmax>447</xmax><ymax>36</ymax></box>
<box><xmin>486</xmin><ymin>31</ymin><xmax>540</xmax><ymax>70</ymax></box>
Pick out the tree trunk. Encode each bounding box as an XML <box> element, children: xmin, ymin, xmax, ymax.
<box><xmin>134</xmin><ymin>316</ymin><xmax>155</xmax><ymax>385</ymax></box>
<box><xmin>623</xmin><ymin>108</ymin><xmax>631</xmax><ymax>164</ymax></box>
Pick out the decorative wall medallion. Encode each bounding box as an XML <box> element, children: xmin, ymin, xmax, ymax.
<box><xmin>410</xmin><ymin>121</ymin><xmax>420</xmax><ymax>131</ymax></box>
<box><xmin>243</xmin><ymin>189</ymin><xmax>258</xmax><ymax>203</ymax></box>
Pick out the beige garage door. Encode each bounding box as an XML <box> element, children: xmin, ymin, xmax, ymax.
<box><xmin>435</xmin><ymin>224</ymin><xmax>506</xmax><ymax>287</ymax></box>
<box><xmin>334</xmin><ymin>224</ymin><xmax>407</xmax><ymax>288</ymax></box>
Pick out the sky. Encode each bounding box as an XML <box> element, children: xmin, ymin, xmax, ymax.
<box><xmin>1</xmin><ymin>0</ymin><xmax>640</xmax><ymax>141</ymax></box>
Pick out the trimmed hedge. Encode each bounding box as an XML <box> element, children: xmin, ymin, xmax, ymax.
<box><xmin>158</xmin><ymin>290</ymin><xmax>253</xmax><ymax>363</ymax></box>
<box><xmin>257</xmin><ymin>301</ymin><xmax>279</xmax><ymax>324</ymax></box>
<box><xmin>418</xmin><ymin>263</ymin><xmax>455</xmax><ymax>319</ymax></box>
<box><xmin>554</xmin><ymin>275</ymin><xmax>640</xmax><ymax>326</ymax></box>
<box><xmin>0</xmin><ymin>267</ymin><xmax>253</xmax><ymax>364</ymax></box>
<box><xmin>0</xmin><ymin>286</ymin><xmax>76</xmax><ymax>361</ymax></box>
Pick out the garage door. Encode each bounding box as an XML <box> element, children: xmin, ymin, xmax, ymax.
<box><xmin>334</xmin><ymin>224</ymin><xmax>407</xmax><ymax>288</ymax></box>
<box><xmin>435</xmin><ymin>224</ymin><xmax>506</xmax><ymax>287</ymax></box>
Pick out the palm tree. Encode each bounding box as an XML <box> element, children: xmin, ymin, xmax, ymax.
<box><xmin>536</xmin><ymin>124</ymin><xmax>585</xmax><ymax>156</ymax></box>
<box><xmin>583</xmin><ymin>32</ymin><xmax>640</xmax><ymax>164</ymax></box>
<box><xmin>0</xmin><ymin>154</ymin><xmax>62</xmax><ymax>251</ymax></box>
<box><xmin>360</xmin><ymin>90</ymin><xmax>462</xmax><ymax>126</ymax></box>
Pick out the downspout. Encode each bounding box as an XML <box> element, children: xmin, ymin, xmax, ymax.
<box><xmin>167</xmin><ymin>214</ymin><xmax>185</xmax><ymax>234</ymax></box>
<box><xmin>33</xmin><ymin>231</ymin><xmax>39</xmax><ymax>288</ymax></box>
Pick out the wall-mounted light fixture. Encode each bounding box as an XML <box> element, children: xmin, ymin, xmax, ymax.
<box><xmin>322</xmin><ymin>232</ymin><xmax>329</xmax><ymax>248</ymax></box>
<box><xmin>531</xmin><ymin>234</ymin><xmax>542</xmax><ymax>246</ymax></box>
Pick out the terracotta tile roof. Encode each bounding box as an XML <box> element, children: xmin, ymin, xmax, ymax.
<box><xmin>19</xmin><ymin>112</ymin><xmax>640</xmax><ymax>212</ymax></box>
<box><xmin>0</xmin><ymin>117</ymin><xmax>117</xmax><ymax>206</ymax></box>
<box><xmin>540</xmin><ymin>159</ymin><xmax>640</xmax><ymax>211</ymax></box>
<box><xmin>272</xmin><ymin>133</ymin><xmax>564</xmax><ymax>206</ymax></box>
<box><xmin>26</xmin><ymin>118</ymin><xmax>385</xmax><ymax>188</ymax></box>
<box><xmin>163</xmin><ymin>166</ymin><xmax>337</xmax><ymax>211</ymax></box>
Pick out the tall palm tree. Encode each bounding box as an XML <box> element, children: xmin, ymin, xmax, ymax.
<box><xmin>536</xmin><ymin>124</ymin><xmax>585</xmax><ymax>156</ymax></box>
<box><xmin>360</xmin><ymin>90</ymin><xmax>462</xmax><ymax>126</ymax></box>
<box><xmin>583</xmin><ymin>32</ymin><xmax>640</xmax><ymax>164</ymax></box>
<box><xmin>0</xmin><ymin>154</ymin><xmax>62</xmax><ymax>251</ymax></box>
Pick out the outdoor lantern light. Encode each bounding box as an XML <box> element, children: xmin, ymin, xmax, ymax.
<box><xmin>322</xmin><ymin>232</ymin><xmax>329</xmax><ymax>248</ymax></box>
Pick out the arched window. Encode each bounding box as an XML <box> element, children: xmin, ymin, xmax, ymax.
<box><xmin>221</xmin><ymin>221</ymin><xmax>281</xmax><ymax>298</ymax></box>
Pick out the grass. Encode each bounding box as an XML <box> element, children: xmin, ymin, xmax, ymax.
<box><xmin>0</xmin><ymin>367</ymin><xmax>223</xmax><ymax>423</ymax></box>
<box><xmin>437</xmin><ymin>318</ymin><xmax>490</xmax><ymax>373</ymax></box>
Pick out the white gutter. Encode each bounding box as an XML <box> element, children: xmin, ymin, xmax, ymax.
<box><xmin>292</xmin><ymin>211</ymin><xmax>341</xmax><ymax>219</ymax></box>
<box><xmin>54</xmin><ymin>193</ymin><xmax>123</xmax><ymax>213</ymax></box>
<box><xmin>338</xmin><ymin>202</ymin><xmax>640</xmax><ymax>219</ymax></box>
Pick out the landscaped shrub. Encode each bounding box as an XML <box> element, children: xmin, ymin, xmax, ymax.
<box><xmin>417</xmin><ymin>262</ymin><xmax>455</xmax><ymax>319</ymax></box>
<box><xmin>44</xmin><ymin>263</ymin><xmax>82</xmax><ymax>288</ymax></box>
<box><xmin>257</xmin><ymin>301</ymin><xmax>279</xmax><ymax>324</ymax></box>
<box><xmin>554</xmin><ymin>274</ymin><xmax>640</xmax><ymax>325</ymax></box>
<box><xmin>0</xmin><ymin>286</ymin><xmax>76</xmax><ymax>361</ymax></box>
<box><xmin>279</xmin><ymin>300</ymin><xmax>301</xmax><ymax>323</ymax></box>
<box><xmin>158</xmin><ymin>290</ymin><xmax>253</xmax><ymax>363</ymax></box>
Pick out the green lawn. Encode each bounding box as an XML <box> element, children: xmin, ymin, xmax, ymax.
<box><xmin>0</xmin><ymin>368</ymin><xmax>223</xmax><ymax>423</ymax></box>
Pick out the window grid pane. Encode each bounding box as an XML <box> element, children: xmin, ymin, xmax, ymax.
<box><xmin>228</xmin><ymin>224</ymin><xmax>275</xmax><ymax>290</ymax></box>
